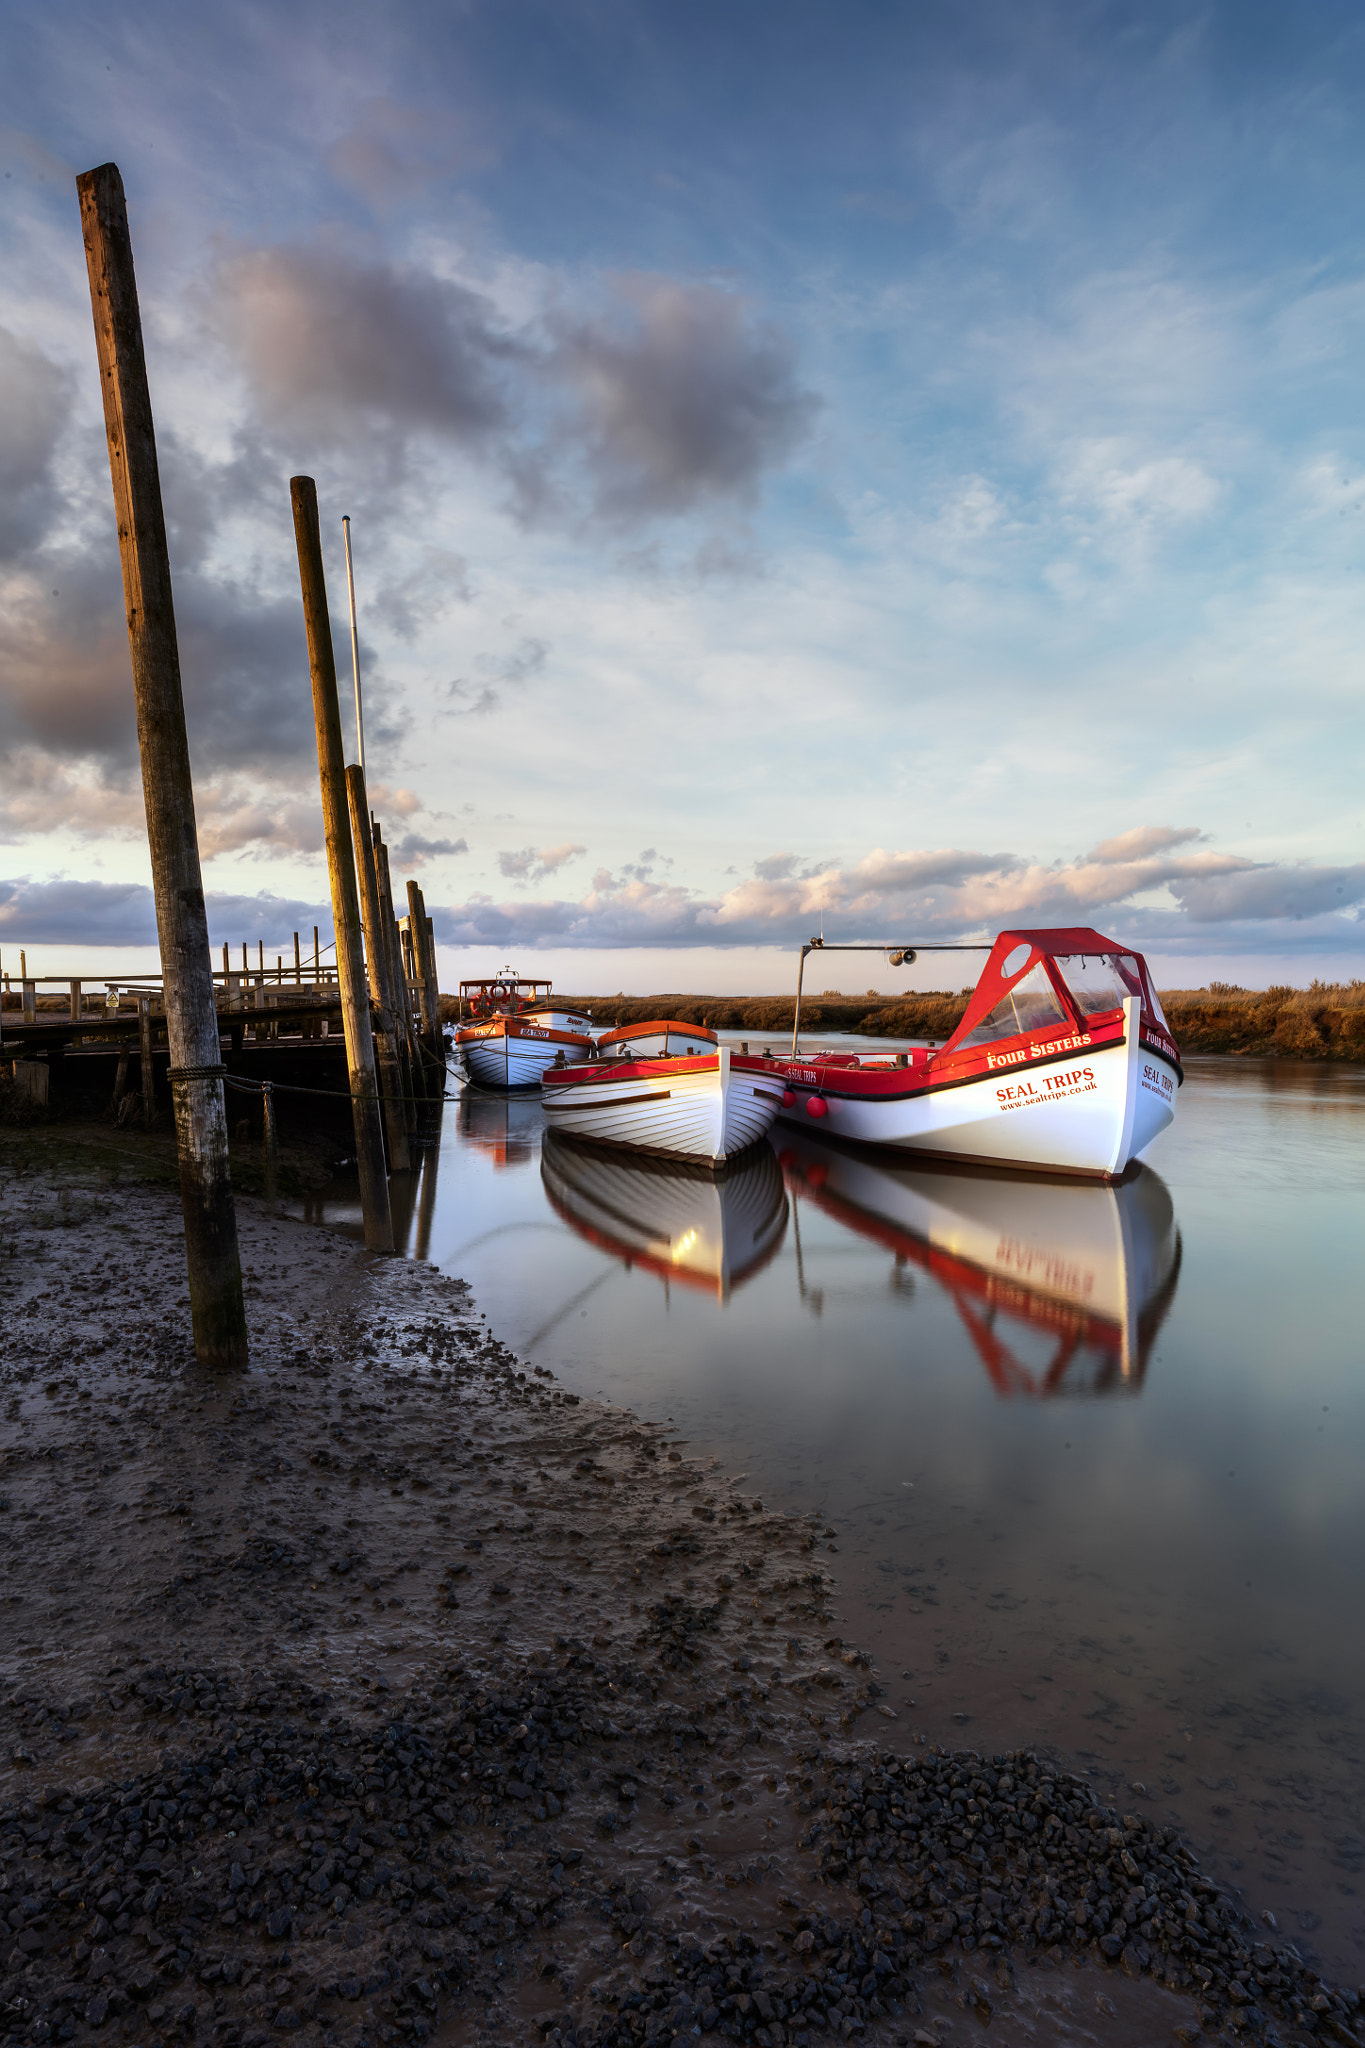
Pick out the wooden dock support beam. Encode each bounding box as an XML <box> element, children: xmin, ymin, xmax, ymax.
<box><xmin>77</xmin><ymin>160</ymin><xmax>247</xmax><ymax>1370</ymax></box>
<box><xmin>290</xmin><ymin>474</ymin><xmax>394</xmax><ymax>1255</ymax></box>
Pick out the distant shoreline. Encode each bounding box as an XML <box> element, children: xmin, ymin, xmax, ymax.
<box><xmin>444</xmin><ymin>985</ymin><xmax>1365</xmax><ymax>1063</ymax></box>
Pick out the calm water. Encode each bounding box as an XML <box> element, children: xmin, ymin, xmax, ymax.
<box><xmin>295</xmin><ymin>1047</ymin><xmax>1365</xmax><ymax>1981</ymax></box>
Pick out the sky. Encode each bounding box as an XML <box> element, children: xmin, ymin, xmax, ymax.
<box><xmin>2</xmin><ymin>0</ymin><xmax>1365</xmax><ymax>996</ymax></box>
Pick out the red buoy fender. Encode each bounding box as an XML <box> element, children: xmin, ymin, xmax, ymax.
<box><xmin>806</xmin><ymin>1096</ymin><xmax>829</xmax><ymax>1119</ymax></box>
<box><xmin>781</xmin><ymin>1089</ymin><xmax>796</xmax><ymax>1108</ymax></box>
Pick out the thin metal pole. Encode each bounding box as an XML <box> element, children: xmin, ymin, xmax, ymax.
<box><xmin>342</xmin><ymin>514</ymin><xmax>365</xmax><ymax>774</ymax></box>
<box><xmin>76</xmin><ymin>160</ymin><xmax>246</xmax><ymax>1370</ymax></box>
<box><xmin>291</xmin><ymin>475</ymin><xmax>394</xmax><ymax>1254</ymax></box>
<box><xmin>790</xmin><ymin>946</ymin><xmax>810</xmax><ymax>1058</ymax></box>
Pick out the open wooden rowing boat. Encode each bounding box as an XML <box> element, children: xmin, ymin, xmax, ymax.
<box><xmin>773</xmin><ymin>926</ymin><xmax>1181</xmax><ymax>1179</ymax></box>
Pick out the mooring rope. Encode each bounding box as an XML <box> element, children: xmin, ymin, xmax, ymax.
<box><xmin>221</xmin><ymin>1072</ymin><xmax>460</xmax><ymax>1107</ymax></box>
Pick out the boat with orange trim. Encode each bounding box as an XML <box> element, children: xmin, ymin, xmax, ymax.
<box><xmin>454</xmin><ymin>970</ymin><xmax>595</xmax><ymax>1089</ymax></box>
<box><xmin>540</xmin><ymin>1019</ymin><xmax>784</xmax><ymax>1167</ymax></box>
<box><xmin>772</xmin><ymin>926</ymin><xmax>1181</xmax><ymax>1179</ymax></box>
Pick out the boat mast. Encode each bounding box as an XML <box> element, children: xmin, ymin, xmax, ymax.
<box><xmin>342</xmin><ymin>515</ymin><xmax>365</xmax><ymax>774</ymax></box>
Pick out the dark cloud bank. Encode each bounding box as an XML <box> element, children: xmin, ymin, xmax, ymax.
<box><xmin>0</xmin><ymin>879</ymin><xmax>332</xmax><ymax>951</ymax></box>
<box><xmin>0</xmin><ymin>246</ymin><xmax>815</xmax><ymax>862</ymax></box>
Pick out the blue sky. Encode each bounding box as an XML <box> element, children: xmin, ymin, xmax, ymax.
<box><xmin>3</xmin><ymin>0</ymin><xmax>1365</xmax><ymax>994</ymax></box>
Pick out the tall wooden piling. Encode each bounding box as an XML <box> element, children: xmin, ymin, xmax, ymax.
<box><xmin>374</xmin><ymin>825</ymin><xmax>424</xmax><ymax>1108</ymax></box>
<box><xmin>77</xmin><ymin>161</ymin><xmax>247</xmax><ymax>1370</ymax></box>
<box><xmin>405</xmin><ymin>880</ymin><xmax>440</xmax><ymax>1046</ymax></box>
<box><xmin>346</xmin><ymin>763</ymin><xmax>411</xmax><ymax>1172</ymax></box>
<box><xmin>419</xmin><ymin>889</ymin><xmax>442</xmax><ymax>1048</ymax></box>
<box><xmin>289</xmin><ymin>475</ymin><xmax>394</xmax><ymax>1254</ymax></box>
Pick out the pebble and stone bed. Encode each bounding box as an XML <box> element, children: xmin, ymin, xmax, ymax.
<box><xmin>1</xmin><ymin>1143</ymin><xmax>1361</xmax><ymax>2048</ymax></box>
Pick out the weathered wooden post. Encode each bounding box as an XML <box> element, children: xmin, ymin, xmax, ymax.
<box><xmin>371</xmin><ymin>822</ymin><xmax>421</xmax><ymax>1109</ymax></box>
<box><xmin>405</xmin><ymin>881</ymin><xmax>436</xmax><ymax>1039</ymax></box>
<box><xmin>77</xmin><ymin>162</ymin><xmax>247</xmax><ymax>1369</ymax></box>
<box><xmin>110</xmin><ymin>1043</ymin><xmax>129</xmax><ymax>1115</ymax></box>
<box><xmin>410</xmin><ymin>882</ymin><xmax>442</xmax><ymax>1050</ymax></box>
<box><xmin>374</xmin><ymin>824</ymin><xmax>425</xmax><ymax>1103</ymax></box>
<box><xmin>289</xmin><ymin>474</ymin><xmax>394</xmax><ymax>1253</ymax></box>
<box><xmin>345</xmin><ymin>762</ymin><xmax>411</xmax><ymax>1172</ymax></box>
<box><xmin>138</xmin><ymin>996</ymin><xmax>155</xmax><ymax>1127</ymax></box>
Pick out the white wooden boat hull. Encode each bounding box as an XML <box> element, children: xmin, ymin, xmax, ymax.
<box><xmin>777</xmin><ymin>999</ymin><xmax>1176</xmax><ymax>1178</ymax></box>
<box><xmin>542</xmin><ymin>1047</ymin><xmax>783</xmax><ymax>1165</ymax></box>
<box><xmin>456</xmin><ymin>1021</ymin><xmax>593</xmax><ymax>1090</ymax></box>
<box><xmin>520</xmin><ymin>1005</ymin><xmax>596</xmax><ymax>1035</ymax></box>
<box><xmin>540</xmin><ymin>1133</ymin><xmax>788</xmax><ymax>1298</ymax></box>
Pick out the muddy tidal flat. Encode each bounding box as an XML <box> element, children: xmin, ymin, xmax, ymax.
<box><xmin>1</xmin><ymin>1133</ymin><xmax>1361</xmax><ymax>2048</ymax></box>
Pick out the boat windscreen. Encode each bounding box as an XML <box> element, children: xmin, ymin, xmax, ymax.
<box><xmin>956</xmin><ymin>962</ymin><xmax>1070</xmax><ymax>1050</ymax></box>
<box><xmin>1145</xmin><ymin>982</ymin><xmax>1171</xmax><ymax>1028</ymax></box>
<box><xmin>1054</xmin><ymin>953</ymin><xmax>1145</xmax><ymax>1017</ymax></box>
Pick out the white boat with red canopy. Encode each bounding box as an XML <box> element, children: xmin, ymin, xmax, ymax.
<box><xmin>541</xmin><ymin>1019</ymin><xmax>784</xmax><ymax>1167</ymax></box>
<box><xmin>454</xmin><ymin>970</ymin><xmax>595</xmax><ymax>1090</ymax></box>
<box><xmin>772</xmin><ymin>926</ymin><xmax>1181</xmax><ymax>1179</ymax></box>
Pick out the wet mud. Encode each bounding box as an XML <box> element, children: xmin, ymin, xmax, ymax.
<box><xmin>2</xmin><ymin>1134</ymin><xmax>1361</xmax><ymax>2048</ymax></box>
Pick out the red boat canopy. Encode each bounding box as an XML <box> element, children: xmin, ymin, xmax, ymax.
<box><xmin>942</xmin><ymin>927</ymin><xmax>1171</xmax><ymax>1059</ymax></box>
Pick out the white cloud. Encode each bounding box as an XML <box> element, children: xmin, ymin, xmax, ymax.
<box><xmin>497</xmin><ymin>842</ymin><xmax>588</xmax><ymax>884</ymax></box>
<box><xmin>427</xmin><ymin>829</ymin><xmax>1365</xmax><ymax>953</ymax></box>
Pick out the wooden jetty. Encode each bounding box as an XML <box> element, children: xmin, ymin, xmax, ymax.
<box><xmin>0</xmin><ymin>942</ymin><xmax>445</xmax><ymax>1113</ymax></box>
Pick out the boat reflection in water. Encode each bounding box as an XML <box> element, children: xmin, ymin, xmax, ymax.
<box><xmin>541</xmin><ymin>1132</ymin><xmax>788</xmax><ymax>1302</ymax></box>
<box><xmin>779</xmin><ymin>1133</ymin><xmax>1181</xmax><ymax>1396</ymax></box>
<box><xmin>458</xmin><ymin>1087</ymin><xmax>544</xmax><ymax>1169</ymax></box>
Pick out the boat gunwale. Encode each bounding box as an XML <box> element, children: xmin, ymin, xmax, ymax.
<box><xmin>775</xmin><ymin>1017</ymin><xmax>1135</xmax><ymax>1102</ymax></box>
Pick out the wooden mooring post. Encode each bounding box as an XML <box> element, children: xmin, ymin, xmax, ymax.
<box><xmin>138</xmin><ymin>996</ymin><xmax>155</xmax><ymax>1128</ymax></box>
<box><xmin>346</xmin><ymin>763</ymin><xmax>411</xmax><ymax>1173</ymax></box>
<box><xmin>290</xmin><ymin>475</ymin><xmax>394</xmax><ymax>1254</ymax></box>
<box><xmin>406</xmin><ymin>879</ymin><xmax>442</xmax><ymax>1054</ymax></box>
<box><xmin>374</xmin><ymin>822</ymin><xmax>425</xmax><ymax>1107</ymax></box>
<box><xmin>77</xmin><ymin>161</ymin><xmax>248</xmax><ymax>1370</ymax></box>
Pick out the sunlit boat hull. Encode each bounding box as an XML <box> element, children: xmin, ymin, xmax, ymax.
<box><xmin>777</xmin><ymin>997</ymin><xmax>1178</xmax><ymax>1178</ymax></box>
<box><xmin>541</xmin><ymin>1132</ymin><xmax>788</xmax><ymax>1298</ymax></box>
<box><xmin>541</xmin><ymin>1047</ymin><xmax>783</xmax><ymax>1165</ymax></box>
<box><xmin>456</xmin><ymin>1017</ymin><xmax>594</xmax><ymax>1090</ymax></box>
